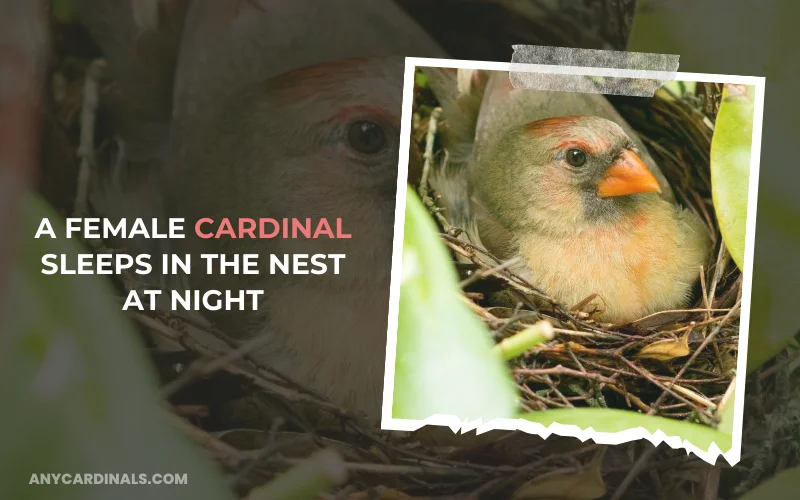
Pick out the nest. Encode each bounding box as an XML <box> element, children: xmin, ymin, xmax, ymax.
<box><xmin>412</xmin><ymin>77</ymin><xmax>740</xmax><ymax>428</ymax></box>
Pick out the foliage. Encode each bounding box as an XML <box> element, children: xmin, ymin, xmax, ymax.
<box><xmin>0</xmin><ymin>193</ymin><xmax>235</xmax><ymax>500</ymax></box>
<box><xmin>739</xmin><ymin>466</ymin><xmax>800</xmax><ymax>500</ymax></box>
<box><xmin>52</xmin><ymin>0</ymin><xmax>75</xmax><ymax>22</ymax></box>
<box><xmin>711</xmin><ymin>84</ymin><xmax>755</xmax><ymax>270</ymax></box>
<box><xmin>393</xmin><ymin>190</ymin><xmax>518</xmax><ymax>421</ymax></box>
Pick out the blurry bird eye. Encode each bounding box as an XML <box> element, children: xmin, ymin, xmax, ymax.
<box><xmin>566</xmin><ymin>148</ymin><xmax>587</xmax><ymax>167</ymax></box>
<box><xmin>347</xmin><ymin>120</ymin><xmax>387</xmax><ymax>155</ymax></box>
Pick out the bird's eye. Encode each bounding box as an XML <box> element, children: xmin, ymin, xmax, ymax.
<box><xmin>566</xmin><ymin>148</ymin><xmax>587</xmax><ymax>167</ymax></box>
<box><xmin>347</xmin><ymin>120</ymin><xmax>387</xmax><ymax>155</ymax></box>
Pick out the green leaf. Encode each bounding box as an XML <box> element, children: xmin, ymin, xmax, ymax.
<box><xmin>247</xmin><ymin>449</ymin><xmax>346</xmax><ymax>500</ymax></box>
<box><xmin>739</xmin><ymin>466</ymin><xmax>800</xmax><ymax>499</ymax></box>
<box><xmin>520</xmin><ymin>408</ymin><xmax>732</xmax><ymax>453</ymax></box>
<box><xmin>0</xmin><ymin>194</ymin><xmax>234</xmax><ymax>500</ymax></box>
<box><xmin>392</xmin><ymin>189</ymin><xmax>517</xmax><ymax>421</ymax></box>
<box><xmin>52</xmin><ymin>0</ymin><xmax>75</xmax><ymax>22</ymax></box>
<box><xmin>415</xmin><ymin>70</ymin><xmax>429</xmax><ymax>88</ymax></box>
<box><xmin>746</xmin><ymin>263</ymin><xmax>776</xmax><ymax>370</ymax></box>
<box><xmin>711</xmin><ymin>84</ymin><xmax>755</xmax><ymax>270</ymax></box>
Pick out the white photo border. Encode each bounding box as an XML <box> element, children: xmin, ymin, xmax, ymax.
<box><xmin>382</xmin><ymin>57</ymin><xmax>765</xmax><ymax>467</ymax></box>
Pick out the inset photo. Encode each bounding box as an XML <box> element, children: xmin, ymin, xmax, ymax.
<box><xmin>383</xmin><ymin>56</ymin><xmax>764</xmax><ymax>465</ymax></box>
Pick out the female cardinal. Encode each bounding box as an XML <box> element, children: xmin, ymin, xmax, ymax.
<box><xmin>426</xmin><ymin>69</ymin><xmax>712</xmax><ymax>324</ymax></box>
<box><xmin>73</xmin><ymin>0</ymin><xmax>445</xmax><ymax>421</ymax></box>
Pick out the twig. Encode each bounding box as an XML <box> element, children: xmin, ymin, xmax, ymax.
<box><xmin>418</xmin><ymin>107</ymin><xmax>440</xmax><ymax>199</ymax></box>
<box><xmin>565</xmin><ymin>341</ymin><xmax>587</xmax><ymax>374</ymax></box>
<box><xmin>606</xmin><ymin>384</ymin><xmax>651</xmax><ymax>412</ymax></box>
<box><xmin>580</xmin><ymin>359</ymin><xmax>727</xmax><ymax>385</ymax></box>
<box><xmin>542</xmin><ymin>375</ymin><xmax>573</xmax><ymax>407</ymax></box>
<box><xmin>629</xmin><ymin>308</ymin><xmax>731</xmax><ymax>325</ymax></box>
<box><xmin>552</xmin><ymin>328</ymin><xmax>625</xmax><ymax>340</ymax></box>
<box><xmin>759</xmin><ymin>346</ymin><xmax>800</xmax><ymax>380</ymax></box>
<box><xmin>610</xmin><ymin>444</ymin><xmax>659</xmax><ymax>500</ymax></box>
<box><xmin>149</xmin><ymin>308</ymin><xmax>339</xmax><ymax>405</ymax></box>
<box><xmin>161</xmin><ymin>331</ymin><xmax>274</xmax><ymax>397</ymax></box>
<box><xmin>615</xmin><ymin>355</ymin><xmax>714</xmax><ymax>417</ymax></box>
<box><xmin>75</xmin><ymin>59</ymin><xmax>106</xmax><ymax>217</ymax></box>
<box><xmin>167</xmin><ymin>412</ymin><xmax>245</xmax><ymax>471</ymax></box>
<box><xmin>471</xmin><ymin>444</ymin><xmax>603</xmax><ymax>496</ymax></box>
<box><xmin>519</xmin><ymin>383</ymin><xmax>569</xmax><ymax>409</ymax></box>
<box><xmin>418</xmin><ymin>107</ymin><xmax>461</xmax><ymax>236</ymax></box>
<box><xmin>669</xmin><ymin>384</ymin><xmax>717</xmax><ymax>410</ymax></box>
<box><xmin>459</xmin><ymin>295</ymin><xmax>504</xmax><ymax>328</ymax></box>
<box><xmin>648</xmin><ymin>301</ymin><xmax>740</xmax><ymax>415</ymax></box>
<box><xmin>708</xmin><ymin>244</ymin><xmax>731</xmax><ymax>365</ymax></box>
<box><xmin>459</xmin><ymin>256</ymin><xmax>521</xmax><ymax>289</ymax></box>
<box><xmin>704</xmin><ymin>463</ymin><xmax>721</xmax><ymax>500</ymax></box>
<box><xmin>494</xmin><ymin>320</ymin><xmax>554</xmax><ymax>360</ymax></box>
<box><xmin>515</xmin><ymin>365</ymin><xmax>616</xmax><ymax>385</ymax></box>
<box><xmin>232</xmin><ymin>418</ymin><xmax>292</xmax><ymax>489</ymax></box>
<box><xmin>275</xmin><ymin>457</ymin><xmax>478</xmax><ymax>478</ymax></box>
<box><xmin>172</xmin><ymin>404</ymin><xmax>209</xmax><ymax>418</ymax></box>
<box><xmin>134</xmin><ymin>313</ymin><xmax>352</xmax><ymax>417</ymax></box>
<box><xmin>699</xmin><ymin>265</ymin><xmax>710</xmax><ymax>320</ymax></box>
<box><xmin>708</xmin><ymin>244</ymin><xmax>730</xmax><ymax>310</ymax></box>
<box><xmin>171</xmin><ymin>406</ymin><xmax>492</xmax><ymax>489</ymax></box>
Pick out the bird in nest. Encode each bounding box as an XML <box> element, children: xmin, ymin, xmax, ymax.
<box><xmin>422</xmin><ymin>68</ymin><xmax>712</xmax><ymax>325</ymax></box>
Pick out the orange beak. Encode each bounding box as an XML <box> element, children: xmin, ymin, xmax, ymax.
<box><xmin>597</xmin><ymin>150</ymin><xmax>662</xmax><ymax>198</ymax></box>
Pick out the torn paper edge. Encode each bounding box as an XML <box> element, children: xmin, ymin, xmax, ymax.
<box><xmin>382</xmin><ymin>56</ymin><xmax>766</xmax><ymax>467</ymax></box>
<box><xmin>510</xmin><ymin>45</ymin><xmax>680</xmax><ymax>96</ymax></box>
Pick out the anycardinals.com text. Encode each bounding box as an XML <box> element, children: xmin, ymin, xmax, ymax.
<box><xmin>29</xmin><ymin>473</ymin><xmax>188</xmax><ymax>485</ymax></box>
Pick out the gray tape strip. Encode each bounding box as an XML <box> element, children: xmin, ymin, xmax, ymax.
<box><xmin>510</xmin><ymin>45</ymin><xmax>680</xmax><ymax>97</ymax></box>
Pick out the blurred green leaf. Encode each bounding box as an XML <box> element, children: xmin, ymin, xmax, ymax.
<box><xmin>511</xmin><ymin>451</ymin><xmax>606</xmax><ymax>500</ymax></box>
<box><xmin>740</xmin><ymin>466</ymin><xmax>800</xmax><ymax>499</ymax></box>
<box><xmin>392</xmin><ymin>189</ymin><xmax>517</xmax><ymax>421</ymax></box>
<box><xmin>52</xmin><ymin>0</ymin><xmax>75</xmax><ymax>22</ymax></box>
<box><xmin>415</xmin><ymin>70</ymin><xmax>428</xmax><ymax>88</ymax></box>
<box><xmin>0</xmin><ymin>194</ymin><xmax>234</xmax><ymax>500</ymax></box>
<box><xmin>520</xmin><ymin>408</ymin><xmax>732</xmax><ymax>453</ymax></box>
<box><xmin>746</xmin><ymin>263</ymin><xmax>776</xmax><ymax>370</ymax></box>
<box><xmin>247</xmin><ymin>449</ymin><xmax>346</xmax><ymax>500</ymax></box>
<box><xmin>711</xmin><ymin>84</ymin><xmax>755</xmax><ymax>270</ymax></box>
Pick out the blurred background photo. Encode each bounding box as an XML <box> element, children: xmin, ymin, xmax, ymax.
<box><xmin>2</xmin><ymin>1</ymin><xmax>798</xmax><ymax>499</ymax></box>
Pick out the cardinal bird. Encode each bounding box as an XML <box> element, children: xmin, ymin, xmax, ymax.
<box><xmin>425</xmin><ymin>69</ymin><xmax>712</xmax><ymax>324</ymax></box>
<box><xmin>73</xmin><ymin>0</ymin><xmax>445</xmax><ymax>421</ymax></box>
